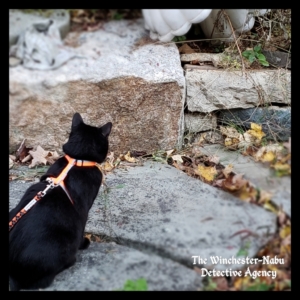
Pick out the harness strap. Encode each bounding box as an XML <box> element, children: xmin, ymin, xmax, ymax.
<box><xmin>9</xmin><ymin>155</ymin><xmax>101</xmax><ymax>232</ymax></box>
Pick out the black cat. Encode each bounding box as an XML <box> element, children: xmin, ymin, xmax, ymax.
<box><xmin>9</xmin><ymin>113</ymin><xmax>112</xmax><ymax>291</ymax></box>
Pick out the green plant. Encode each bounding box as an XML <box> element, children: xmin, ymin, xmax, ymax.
<box><xmin>236</xmin><ymin>240</ymin><xmax>251</xmax><ymax>257</ymax></box>
<box><xmin>203</xmin><ymin>277</ymin><xmax>217</xmax><ymax>291</ymax></box>
<box><xmin>172</xmin><ymin>35</ymin><xmax>186</xmax><ymax>42</ymax></box>
<box><xmin>117</xmin><ymin>278</ymin><xmax>148</xmax><ymax>291</ymax></box>
<box><xmin>242</xmin><ymin>45</ymin><xmax>269</xmax><ymax>67</ymax></box>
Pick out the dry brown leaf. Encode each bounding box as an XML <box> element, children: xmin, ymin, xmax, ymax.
<box><xmin>9</xmin><ymin>155</ymin><xmax>16</xmax><ymax>161</ymax></box>
<box><xmin>166</xmin><ymin>149</ymin><xmax>175</xmax><ymax>156</ymax></box>
<box><xmin>21</xmin><ymin>154</ymin><xmax>32</xmax><ymax>163</ymax></box>
<box><xmin>237</xmin><ymin>183</ymin><xmax>257</xmax><ymax>201</ymax></box>
<box><xmin>29</xmin><ymin>146</ymin><xmax>49</xmax><ymax>168</ymax></box>
<box><xmin>208</xmin><ymin>155</ymin><xmax>220</xmax><ymax>164</ymax></box>
<box><xmin>9</xmin><ymin>157</ymin><xmax>14</xmax><ymax>169</ymax></box>
<box><xmin>45</xmin><ymin>151</ymin><xmax>60</xmax><ymax>165</ymax></box>
<box><xmin>222</xmin><ymin>164</ymin><xmax>234</xmax><ymax>178</ymax></box>
<box><xmin>101</xmin><ymin>161</ymin><xmax>114</xmax><ymax>172</ymax></box>
<box><xmin>223</xmin><ymin>173</ymin><xmax>247</xmax><ymax>191</ymax></box>
<box><xmin>178</xmin><ymin>43</ymin><xmax>195</xmax><ymax>54</ymax></box>
<box><xmin>16</xmin><ymin>139</ymin><xmax>33</xmax><ymax>161</ymax></box>
<box><xmin>172</xmin><ymin>154</ymin><xmax>183</xmax><ymax>163</ymax></box>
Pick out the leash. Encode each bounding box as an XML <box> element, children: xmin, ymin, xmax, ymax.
<box><xmin>9</xmin><ymin>155</ymin><xmax>102</xmax><ymax>232</ymax></box>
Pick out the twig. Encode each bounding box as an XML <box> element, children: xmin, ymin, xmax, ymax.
<box><xmin>222</xmin><ymin>10</ymin><xmax>246</xmax><ymax>75</ymax></box>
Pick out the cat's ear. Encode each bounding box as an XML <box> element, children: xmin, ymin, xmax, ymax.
<box><xmin>99</xmin><ymin>122</ymin><xmax>112</xmax><ymax>138</ymax></box>
<box><xmin>72</xmin><ymin>113</ymin><xmax>84</xmax><ymax>129</ymax></box>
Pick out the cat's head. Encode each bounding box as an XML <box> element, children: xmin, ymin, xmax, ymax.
<box><xmin>62</xmin><ymin>113</ymin><xmax>112</xmax><ymax>163</ymax></box>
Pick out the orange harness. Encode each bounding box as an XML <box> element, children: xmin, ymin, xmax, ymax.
<box><xmin>9</xmin><ymin>155</ymin><xmax>101</xmax><ymax>232</ymax></box>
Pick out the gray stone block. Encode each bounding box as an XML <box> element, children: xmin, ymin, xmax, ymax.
<box><xmin>219</xmin><ymin>106</ymin><xmax>291</xmax><ymax>141</ymax></box>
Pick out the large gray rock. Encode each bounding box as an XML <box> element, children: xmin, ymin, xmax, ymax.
<box><xmin>86</xmin><ymin>161</ymin><xmax>277</xmax><ymax>270</ymax></box>
<box><xmin>9</xmin><ymin>19</ymin><xmax>185</xmax><ymax>155</ymax></box>
<box><xmin>186</xmin><ymin>69</ymin><xmax>291</xmax><ymax>113</ymax></box>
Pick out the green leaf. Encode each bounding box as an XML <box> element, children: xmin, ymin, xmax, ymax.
<box><xmin>248</xmin><ymin>54</ymin><xmax>256</xmax><ymax>63</ymax></box>
<box><xmin>245</xmin><ymin>282</ymin><xmax>272</xmax><ymax>291</ymax></box>
<box><xmin>259</xmin><ymin>59</ymin><xmax>269</xmax><ymax>67</ymax></box>
<box><xmin>254</xmin><ymin>44</ymin><xmax>262</xmax><ymax>53</ymax></box>
<box><xmin>256</xmin><ymin>53</ymin><xmax>266</xmax><ymax>60</ymax></box>
<box><xmin>242</xmin><ymin>50</ymin><xmax>253</xmax><ymax>58</ymax></box>
<box><xmin>119</xmin><ymin>278</ymin><xmax>148</xmax><ymax>291</ymax></box>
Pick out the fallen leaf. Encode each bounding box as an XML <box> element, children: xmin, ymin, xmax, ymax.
<box><xmin>166</xmin><ymin>149</ymin><xmax>175</xmax><ymax>156</ymax></box>
<box><xmin>21</xmin><ymin>154</ymin><xmax>32</xmax><ymax>163</ymax></box>
<box><xmin>279</xmin><ymin>225</ymin><xmax>291</xmax><ymax>239</ymax></box>
<box><xmin>29</xmin><ymin>146</ymin><xmax>49</xmax><ymax>168</ymax></box>
<box><xmin>101</xmin><ymin>161</ymin><xmax>114</xmax><ymax>172</ymax></box>
<box><xmin>247</xmin><ymin>123</ymin><xmax>266</xmax><ymax>140</ymax></box>
<box><xmin>124</xmin><ymin>151</ymin><xmax>137</xmax><ymax>163</ymax></box>
<box><xmin>208</xmin><ymin>155</ymin><xmax>220</xmax><ymax>164</ymax></box>
<box><xmin>172</xmin><ymin>154</ymin><xmax>183</xmax><ymax>163</ymax></box>
<box><xmin>222</xmin><ymin>164</ymin><xmax>234</xmax><ymax>178</ymax></box>
<box><xmin>45</xmin><ymin>151</ymin><xmax>60</xmax><ymax>165</ymax></box>
<box><xmin>106</xmin><ymin>152</ymin><xmax>115</xmax><ymax>163</ymax></box>
<box><xmin>261</xmin><ymin>151</ymin><xmax>276</xmax><ymax>162</ymax></box>
<box><xmin>222</xmin><ymin>173</ymin><xmax>247</xmax><ymax>191</ymax></box>
<box><xmin>9</xmin><ymin>157</ymin><xmax>14</xmax><ymax>169</ymax></box>
<box><xmin>263</xmin><ymin>201</ymin><xmax>279</xmax><ymax>213</ymax></box>
<box><xmin>272</xmin><ymin>162</ymin><xmax>290</xmax><ymax>175</ymax></box>
<box><xmin>178</xmin><ymin>43</ymin><xmax>195</xmax><ymax>54</ymax></box>
<box><xmin>9</xmin><ymin>155</ymin><xmax>16</xmax><ymax>161</ymax></box>
<box><xmin>16</xmin><ymin>139</ymin><xmax>33</xmax><ymax>161</ymax></box>
<box><xmin>197</xmin><ymin>165</ymin><xmax>217</xmax><ymax>182</ymax></box>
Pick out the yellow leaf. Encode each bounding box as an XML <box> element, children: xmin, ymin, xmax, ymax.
<box><xmin>261</xmin><ymin>151</ymin><xmax>276</xmax><ymax>162</ymax></box>
<box><xmin>247</xmin><ymin>123</ymin><xmax>265</xmax><ymax>140</ymax></box>
<box><xmin>238</xmin><ymin>184</ymin><xmax>257</xmax><ymax>201</ymax></box>
<box><xmin>257</xmin><ymin>190</ymin><xmax>273</xmax><ymax>204</ymax></box>
<box><xmin>124</xmin><ymin>151</ymin><xmax>137</xmax><ymax>163</ymax></box>
<box><xmin>102</xmin><ymin>161</ymin><xmax>114</xmax><ymax>172</ymax></box>
<box><xmin>172</xmin><ymin>154</ymin><xmax>183</xmax><ymax>163</ymax></box>
<box><xmin>263</xmin><ymin>201</ymin><xmax>279</xmax><ymax>213</ymax></box>
<box><xmin>273</xmin><ymin>162</ymin><xmax>290</xmax><ymax>173</ymax></box>
<box><xmin>279</xmin><ymin>225</ymin><xmax>291</xmax><ymax>239</ymax></box>
<box><xmin>197</xmin><ymin>165</ymin><xmax>217</xmax><ymax>182</ymax></box>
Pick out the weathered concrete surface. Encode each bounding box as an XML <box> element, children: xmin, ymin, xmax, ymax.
<box><xmin>185</xmin><ymin>113</ymin><xmax>217</xmax><ymax>133</ymax></box>
<box><xmin>9</xmin><ymin>159</ymin><xmax>282</xmax><ymax>290</ymax></box>
<box><xmin>185</xmin><ymin>69</ymin><xmax>291</xmax><ymax>113</ymax></box>
<box><xmin>9</xmin><ymin>18</ymin><xmax>185</xmax><ymax>156</ymax></box>
<box><xmin>87</xmin><ymin>161</ymin><xmax>276</xmax><ymax>270</ymax></box>
<box><xmin>9</xmin><ymin>9</ymin><xmax>70</xmax><ymax>47</ymax></box>
<box><xmin>200</xmin><ymin>144</ymin><xmax>291</xmax><ymax>216</ymax></box>
<box><xmin>219</xmin><ymin>106</ymin><xmax>291</xmax><ymax>142</ymax></box>
<box><xmin>43</xmin><ymin>242</ymin><xmax>203</xmax><ymax>291</ymax></box>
